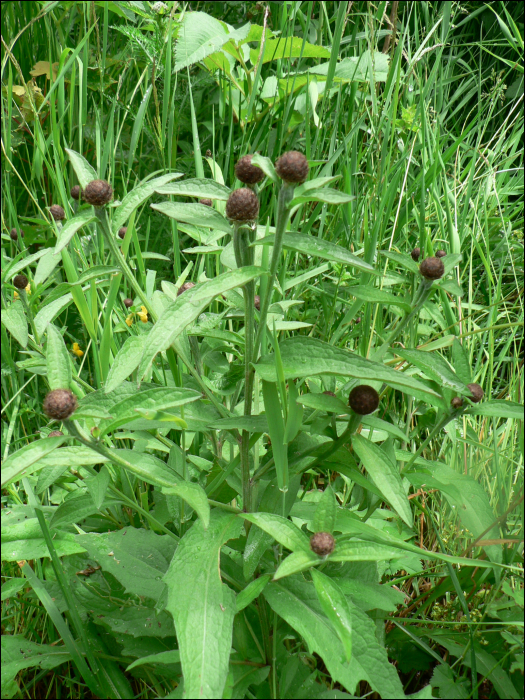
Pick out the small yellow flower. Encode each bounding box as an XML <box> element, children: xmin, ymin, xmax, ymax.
<box><xmin>25</xmin><ymin>283</ymin><xmax>31</xmax><ymax>295</ymax></box>
<box><xmin>14</xmin><ymin>290</ymin><xmax>19</xmax><ymax>299</ymax></box>
<box><xmin>125</xmin><ymin>314</ymin><xmax>133</xmax><ymax>327</ymax></box>
<box><xmin>137</xmin><ymin>305</ymin><xmax>148</xmax><ymax>323</ymax></box>
<box><xmin>72</xmin><ymin>342</ymin><xmax>84</xmax><ymax>357</ymax></box>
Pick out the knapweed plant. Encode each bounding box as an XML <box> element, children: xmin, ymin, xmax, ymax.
<box><xmin>2</xmin><ymin>145</ymin><xmax>523</xmax><ymax>700</ymax></box>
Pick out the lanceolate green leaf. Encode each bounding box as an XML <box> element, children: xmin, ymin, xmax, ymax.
<box><xmin>104</xmin><ymin>335</ymin><xmax>147</xmax><ymax>394</ymax></box>
<box><xmin>163</xmin><ymin>511</ymin><xmax>242</xmax><ymax>699</ymax></box>
<box><xmin>312</xmin><ymin>486</ymin><xmax>337</xmax><ymax>534</ymax></box>
<box><xmin>162</xmin><ymin>482</ymin><xmax>210</xmax><ymax>530</ymax></box>
<box><xmin>394</xmin><ymin>348</ymin><xmax>470</xmax><ymax>395</ymax></box>
<box><xmin>254</xmin><ymin>232</ymin><xmax>376</xmax><ymax>274</ymax></box>
<box><xmin>54</xmin><ymin>210</ymin><xmax>97</xmax><ymax>255</ymax></box>
<box><xmin>156</xmin><ymin>178</ymin><xmax>231</xmax><ymax>200</ymax></box>
<box><xmin>466</xmin><ymin>400</ymin><xmax>524</xmax><ymax>420</ymax></box>
<box><xmin>65</xmin><ymin>148</ymin><xmax>98</xmax><ymax>187</ymax></box>
<box><xmin>347</xmin><ymin>285</ymin><xmax>412</xmax><ymax>313</ymax></box>
<box><xmin>45</xmin><ymin>324</ymin><xmax>71</xmax><ymax>391</ymax></box>
<box><xmin>34</xmin><ymin>294</ymin><xmax>74</xmax><ymax>338</ymax></box>
<box><xmin>352</xmin><ymin>434</ymin><xmax>413</xmax><ymax>527</ymax></box>
<box><xmin>151</xmin><ymin>201</ymin><xmax>232</xmax><ymax>233</ymax></box>
<box><xmin>264</xmin><ymin>576</ymin><xmax>405</xmax><ymax>698</ymax></box>
<box><xmin>311</xmin><ymin>569</ymin><xmax>352</xmax><ymax>663</ymax></box>
<box><xmin>138</xmin><ymin>266</ymin><xmax>262</xmax><ymax>382</ymax></box>
<box><xmin>255</xmin><ymin>337</ymin><xmax>444</xmax><ymax>406</ymax></box>
<box><xmin>113</xmin><ymin>173</ymin><xmax>184</xmax><ymax>234</ymax></box>
<box><xmin>1</xmin><ymin>437</ymin><xmax>67</xmax><ymax>488</ymax></box>
<box><xmin>242</xmin><ymin>512</ymin><xmax>311</xmax><ymax>553</ymax></box>
<box><xmin>1</xmin><ymin>301</ymin><xmax>28</xmax><ymax>348</ymax></box>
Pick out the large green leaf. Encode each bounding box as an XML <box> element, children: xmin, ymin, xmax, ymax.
<box><xmin>254</xmin><ymin>337</ymin><xmax>444</xmax><ymax>406</ymax></box>
<box><xmin>311</xmin><ymin>569</ymin><xmax>353</xmax><ymax>663</ymax></box>
<box><xmin>151</xmin><ymin>201</ymin><xmax>232</xmax><ymax>233</ymax></box>
<box><xmin>347</xmin><ymin>285</ymin><xmax>412</xmax><ymax>313</ymax></box>
<box><xmin>254</xmin><ymin>232</ymin><xmax>375</xmax><ymax>274</ymax></box>
<box><xmin>1</xmin><ymin>301</ymin><xmax>28</xmax><ymax>348</ymax></box>
<box><xmin>250</xmin><ymin>36</ymin><xmax>331</xmax><ymax>64</ymax></box>
<box><xmin>54</xmin><ymin>210</ymin><xmax>97</xmax><ymax>255</ymax></box>
<box><xmin>242</xmin><ymin>512</ymin><xmax>311</xmax><ymax>553</ymax></box>
<box><xmin>45</xmin><ymin>324</ymin><xmax>71</xmax><ymax>391</ymax></box>
<box><xmin>466</xmin><ymin>400</ymin><xmax>524</xmax><ymax>420</ymax></box>
<box><xmin>394</xmin><ymin>348</ymin><xmax>470</xmax><ymax>395</ymax></box>
<box><xmin>163</xmin><ymin>510</ymin><xmax>242</xmax><ymax>699</ymax></box>
<box><xmin>104</xmin><ymin>335</ymin><xmax>147</xmax><ymax>393</ymax></box>
<box><xmin>264</xmin><ymin>576</ymin><xmax>405</xmax><ymax>698</ymax></box>
<box><xmin>1</xmin><ymin>437</ymin><xmax>67</xmax><ymax>488</ymax></box>
<box><xmin>34</xmin><ymin>294</ymin><xmax>74</xmax><ymax>337</ymax></box>
<box><xmin>113</xmin><ymin>173</ymin><xmax>183</xmax><ymax>234</ymax></box>
<box><xmin>162</xmin><ymin>482</ymin><xmax>210</xmax><ymax>530</ymax></box>
<box><xmin>138</xmin><ymin>266</ymin><xmax>262</xmax><ymax>382</ymax></box>
<box><xmin>309</xmin><ymin>51</ymin><xmax>390</xmax><ymax>82</ymax></box>
<box><xmin>174</xmin><ymin>12</ymin><xmax>244</xmax><ymax>72</ymax></box>
<box><xmin>65</xmin><ymin>148</ymin><xmax>98</xmax><ymax>187</ymax></box>
<box><xmin>156</xmin><ymin>178</ymin><xmax>231</xmax><ymax>200</ymax></box>
<box><xmin>352</xmin><ymin>435</ymin><xmax>413</xmax><ymax>527</ymax></box>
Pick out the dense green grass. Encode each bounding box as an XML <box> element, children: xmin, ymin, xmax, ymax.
<box><xmin>1</xmin><ymin>2</ymin><xmax>523</xmax><ymax>699</ymax></box>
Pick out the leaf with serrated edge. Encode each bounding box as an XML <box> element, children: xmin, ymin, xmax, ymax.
<box><xmin>163</xmin><ymin>511</ymin><xmax>242</xmax><ymax>699</ymax></box>
<box><xmin>352</xmin><ymin>434</ymin><xmax>412</xmax><ymax>527</ymax></box>
<box><xmin>105</xmin><ymin>335</ymin><xmax>146</xmax><ymax>393</ymax></box>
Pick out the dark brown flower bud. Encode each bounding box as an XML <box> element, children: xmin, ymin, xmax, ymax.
<box><xmin>50</xmin><ymin>205</ymin><xmax>65</xmax><ymax>221</ymax></box>
<box><xmin>349</xmin><ymin>385</ymin><xmax>379</xmax><ymax>415</ymax></box>
<box><xmin>83</xmin><ymin>179</ymin><xmax>113</xmax><ymax>206</ymax></box>
<box><xmin>451</xmin><ymin>396</ymin><xmax>464</xmax><ymax>410</ymax></box>
<box><xmin>118</xmin><ymin>227</ymin><xmax>127</xmax><ymax>239</ymax></box>
<box><xmin>13</xmin><ymin>274</ymin><xmax>29</xmax><ymax>290</ymax></box>
<box><xmin>254</xmin><ymin>295</ymin><xmax>261</xmax><ymax>310</ymax></box>
<box><xmin>123</xmin><ymin>298</ymin><xmax>134</xmax><ymax>308</ymax></box>
<box><xmin>225</xmin><ymin>188</ymin><xmax>260</xmax><ymax>221</ymax></box>
<box><xmin>435</xmin><ymin>249</ymin><xmax>446</xmax><ymax>258</ymax></box>
<box><xmin>411</xmin><ymin>247</ymin><xmax>421</xmax><ymax>262</ymax></box>
<box><xmin>10</xmin><ymin>228</ymin><xmax>24</xmax><ymax>241</ymax></box>
<box><xmin>48</xmin><ymin>430</ymin><xmax>64</xmax><ymax>438</ymax></box>
<box><xmin>235</xmin><ymin>155</ymin><xmax>264</xmax><ymax>185</ymax></box>
<box><xmin>310</xmin><ymin>531</ymin><xmax>335</xmax><ymax>556</ymax></box>
<box><xmin>323</xmin><ymin>391</ymin><xmax>336</xmax><ymax>397</ymax></box>
<box><xmin>70</xmin><ymin>185</ymin><xmax>81</xmax><ymax>200</ymax></box>
<box><xmin>199</xmin><ymin>198</ymin><xmax>213</xmax><ymax>207</ymax></box>
<box><xmin>419</xmin><ymin>256</ymin><xmax>445</xmax><ymax>280</ymax></box>
<box><xmin>467</xmin><ymin>383</ymin><xmax>484</xmax><ymax>403</ymax></box>
<box><xmin>275</xmin><ymin>151</ymin><xmax>309</xmax><ymax>183</ymax></box>
<box><xmin>177</xmin><ymin>281</ymin><xmax>195</xmax><ymax>296</ymax></box>
<box><xmin>206</xmin><ymin>149</ymin><xmax>212</xmax><ymax>157</ymax></box>
<box><xmin>43</xmin><ymin>389</ymin><xmax>77</xmax><ymax>420</ymax></box>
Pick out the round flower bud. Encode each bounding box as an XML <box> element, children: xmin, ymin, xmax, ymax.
<box><xmin>451</xmin><ymin>396</ymin><xmax>464</xmax><ymax>410</ymax></box>
<box><xmin>225</xmin><ymin>188</ymin><xmax>260</xmax><ymax>221</ymax></box>
<box><xmin>349</xmin><ymin>385</ymin><xmax>379</xmax><ymax>415</ymax></box>
<box><xmin>411</xmin><ymin>247</ymin><xmax>421</xmax><ymax>262</ymax></box>
<box><xmin>199</xmin><ymin>198</ymin><xmax>213</xmax><ymax>207</ymax></box>
<box><xmin>10</xmin><ymin>228</ymin><xmax>24</xmax><ymax>241</ymax></box>
<box><xmin>70</xmin><ymin>185</ymin><xmax>81</xmax><ymax>200</ymax></box>
<box><xmin>235</xmin><ymin>155</ymin><xmax>264</xmax><ymax>185</ymax></box>
<box><xmin>13</xmin><ymin>274</ymin><xmax>29</xmax><ymax>290</ymax></box>
<box><xmin>310</xmin><ymin>531</ymin><xmax>335</xmax><ymax>557</ymax></box>
<box><xmin>43</xmin><ymin>389</ymin><xmax>77</xmax><ymax>420</ymax></box>
<box><xmin>177</xmin><ymin>281</ymin><xmax>195</xmax><ymax>296</ymax></box>
<box><xmin>435</xmin><ymin>249</ymin><xmax>446</xmax><ymax>258</ymax></box>
<box><xmin>83</xmin><ymin>179</ymin><xmax>113</xmax><ymax>206</ymax></box>
<box><xmin>275</xmin><ymin>151</ymin><xmax>309</xmax><ymax>183</ymax></box>
<box><xmin>254</xmin><ymin>295</ymin><xmax>261</xmax><ymax>310</ymax></box>
<box><xmin>467</xmin><ymin>383</ymin><xmax>484</xmax><ymax>403</ymax></box>
<box><xmin>118</xmin><ymin>227</ymin><xmax>127</xmax><ymax>240</ymax></box>
<box><xmin>50</xmin><ymin>205</ymin><xmax>65</xmax><ymax>221</ymax></box>
<box><xmin>419</xmin><ymin>256</ymin><xmax>445</xmax><ymax>280</ymax></box>
<box><xmin>123</xmin><ymin>298</ymin><xmax>134</xmax><ymax>308</ymax></box>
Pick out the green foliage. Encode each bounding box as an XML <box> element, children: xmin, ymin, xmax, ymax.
<box><xmin>1</xmin><ymin>2</ymin><xmax>523</xmax><ymax>700</ymax></box>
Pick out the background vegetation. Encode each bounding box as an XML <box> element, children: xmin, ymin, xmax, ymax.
<box><xmin>1</xmin><ymin>1</ymin><xmax>523</xmax><ymax>699</ymax></box>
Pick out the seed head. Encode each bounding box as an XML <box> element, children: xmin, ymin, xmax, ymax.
<box><xmin>50</xmin><ymin>205</ymin><xmax>65</xmax><ymax>221</ymax></box>
<box><xmin>199</xmin><ymin>198</ymin><xmax>213</xmax><ymax>207</ymax></box>
<box><xmin>451</xmin><ymin>396</ymin><xmax>464</xmax><ymax>410</ymax></box>
<box><xmin>70</xmin><ymin>185</ymin><xmax>81</xmax><ymax>200</ymax></box>
<box><xmin>254</xmin><ymin>295</ymin><xmax>261</xmax><ymax>310</ymax></box>
<box><xmin>13</xmin><ymin>274</ymin><xmax>29</xmax><ymax>290</ymax></box>
<box><xmin>411</xmin><ymin>247</ymin><xmax>421</xmax><ymax>262</ymax></box>
<box><xmin>467</xmin><ymin>383</ymin><xmax>484</xmax><ymax>403</ymax></box>
<box><xmin>10</xmin><ymin>228</ymin><xmax>24</xmax><ymax>241</ymax></box>
<box><xmin>435</xmin><ymin>249</ymin><xmax>446</xmax><ymax>258</ymax></box>
<box><xmin>235</xmin><ymin>155</ymin><xmax>264</xmax><ymax>185</ymax></box>
<box><xmin>83</xmin><ymin>179</ymin><xmax>113</xmax><ymax>206</ymax></box>
<box><xmin>275</xmin><ymin>151</ymin><xmax>309</xmax><ymax>183</ymax></box>
<box><xmin>310</xmin><ymin>531</ymin><xmax>335</xmax><ymax>557</ymax></box>
<box><xmin>177</xmin><ymin>281</ymin><xmax>195</xmax><ymax>296</ymax></box>
<box><xmin>118</xmin><ymin>227</ymin><xmax>127</xmax><ymax>240</ymax></box>
<box><xmin>349</xmin><ymin>385</ymin><xmax>379</xmax><ymax>415</ymax></box>
<box><xmin>123</xmin><ymin>298</ymin><xmax>134</xmax><ymax>308</ymax></box>
<box><xmin>225</xmin><ymin>188</ymin><xmax>260</xmax><ymax>221</ymax></box>
<box><xmin>43</xmin><ymin>389</ymin><xmax>77</xmax><ymax>420</ymax></box>
<box><xmin>419</xmin><ymin>256</ymin><xmax>445</xmax><ymax>280</ymax></box>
